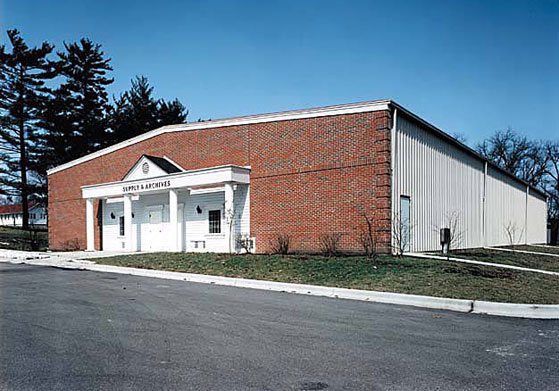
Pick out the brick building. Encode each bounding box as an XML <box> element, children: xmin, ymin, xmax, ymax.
<box><xmin>47</xmin><ymin>100</ymin><xmax>547</xmax><ymax>253</ymax></box>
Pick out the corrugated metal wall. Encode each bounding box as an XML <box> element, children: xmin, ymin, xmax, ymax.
<box><xmin>527</xmin><ymin>190</ymin><xmax>548</xmax><ymax>244</ymax></box>
<box><xmin>485</xmin><ymin>167</ymin><xmax>527</xmax><ymax>246</ymax></box>
<box><xmin>393</xmin><ymin>112</ymin><xmax>547</xmax><ymax>252</ymax></box>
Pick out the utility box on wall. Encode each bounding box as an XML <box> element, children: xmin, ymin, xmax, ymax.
<box><xmin>440</xmin><ymin>228</ymin><xmax>451</xmax><ymax>254</ymax></box>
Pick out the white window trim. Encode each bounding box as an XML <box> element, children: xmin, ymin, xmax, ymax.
<box><xmin>207</xmin><ymin>208</ymin><xmax>223</xmax><ymax>235</ymax></box>
<box><xmin>117</xmin><ymin>214</ymin><xmax>125</xmax><ymax>238</ymax></box>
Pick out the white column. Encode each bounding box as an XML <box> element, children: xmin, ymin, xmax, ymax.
<box><xmin>224</xmin><ymin>182</ymin><xmax>235</xmax><ymax>253</ymax></box>
<box><xmin>123</xmin><ymin>194</ymin><xmax>133</xmax><ymax>251</ymax></box>
<box><xmin>86</xmin><ymin>198</ymin><xmax>95</xmax><ymax>251</ymax></box>
<box><xmin>169</xmin><ymin>189</ymin><xmax>178</xmax><ymax>252</ymax></box>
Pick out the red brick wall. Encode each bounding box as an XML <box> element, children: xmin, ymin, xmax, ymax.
<box><xmin>48</xmin><ymin>110</ymin><xmax>392</xmax><ymax>253</ymax></box>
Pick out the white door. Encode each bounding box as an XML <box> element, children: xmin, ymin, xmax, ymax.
<box><xmin>400</xmin><ymin>196</ymin><xmax>411</xmax><ymax>252</ymax></box>
<box><xmin>147</xmin><ymin>207</ymin><xmax>164</xmax><ymax>251</ymax></box>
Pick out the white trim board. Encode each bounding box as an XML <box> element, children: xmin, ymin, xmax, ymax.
<box><xmin>47</xmin><ymin>100</ymin><xmax>391</xmax><ymax>175</ymax></box>
<box><xmin>81</xmin><ymin>164</ymin><xmax>250</xmax><ymax>199</ymax></box>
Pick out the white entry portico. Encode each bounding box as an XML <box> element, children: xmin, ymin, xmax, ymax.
<box><xmin>81</xmin><ymin>155</ymin><xmax>251</xmax><ymax>253</ymax></box>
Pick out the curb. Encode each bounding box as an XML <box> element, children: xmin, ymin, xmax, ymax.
<box><xmin>2</xmin><ymin>257</ymin><xmax>559</xmax><ymax>319</ymax></box>
<box><xmin>472</xmin><ymin>301</ymin><xmax>559</xmax><ymax>319</ymax></box>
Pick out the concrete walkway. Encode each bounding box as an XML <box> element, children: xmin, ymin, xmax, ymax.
<box><xmin>0</xmin><ymin>249</ymin><xmax>140</xmax><ymax>262</ymax></box>
<box><xmin>484</xmin><ymin>246</ymin><xmax>559</xmax><ymax>258</ymax></box>
<box><xmin>408</xmin><ymin>252</ymin><xmax>559</xmax><ymax>276</ymax></box>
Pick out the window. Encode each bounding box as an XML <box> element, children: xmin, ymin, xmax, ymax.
<box><xmin>119</xmin><ymin>216</ymin><xmax>125</xmax><ymax>236</ymax></box>
<box><xmin>208</xmin><ymin>210</ymin><xmax>221</xmax><ymax>234</ymax></box>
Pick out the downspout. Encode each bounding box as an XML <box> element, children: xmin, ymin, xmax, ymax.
<box><xmin>390</xmin><ymin>107</ymin><xmax>398</xmax><ymax>254</ymax></box>
<box><xmin>482</xmin><ymin>161</ymin><xmax>487</xmax><ymax>247</ymax></box>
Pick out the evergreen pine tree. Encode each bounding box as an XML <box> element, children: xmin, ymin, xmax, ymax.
<box><xmin>158</xmin><ymin>98</ymin><xmax>188</xmax><ymax>126</ymax></box>
<box><xmin>109</xmin><ymin>76</ymin><xmax>188</xmax><ymax>144</ymax></box>
<box><xmin>56</xmin><ymin>38</ymin><xmax>113</xmax><ymax>156</ymax></box>
<box><xmin>0</xmin><ymin>29</ymin><xmax>55</xmax><ymax>229</ymax></box>
<box><xmin>36</xmin><ymin>86</ymin><xmax>74</xmax><ymax>171</ymax></box>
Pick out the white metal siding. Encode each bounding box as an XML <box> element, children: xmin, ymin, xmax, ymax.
<box><xmin>485</xmin><ymin>167</ymin><xmax>527</xmax><ymax>246</ymax></box>
<box><xmin>394</xmin><ymin>113</ymin><xmax>546</xmax><ymax>251</ymax></box>
<box><xmin>394</xmin><ymin>115</ymin><xmax>484</xmax><ymax>251</ymax></box>
<box><xmin>527</xmin><ymin>191</ymin><xmax>547</xmax><ymax>244</ymax></box>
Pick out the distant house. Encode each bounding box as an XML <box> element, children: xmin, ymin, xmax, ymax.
<box><xmin>0</xmin><ymin>203</ymin><xmax>47</xmax><ymax>227</ymax></box>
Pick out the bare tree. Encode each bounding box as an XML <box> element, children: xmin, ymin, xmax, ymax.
<box><xmin>445</xmin><ymin>211</ymin><xmax>465</xmax><ymax>252</ymax></box>
<box><xmin>269</xmin><ymin>233</ymin><xmax>291</xmax><ymax>255</ymax></box>
<box><xmin>355</xmin><ymin>213</ymin><xmax>377</xmax><ymax>259</ymax></box>
<box><xmin>392</xmin><ymin>212</ymin><xmax>412</xmax><ymax>256</ymax></box>
<box><xmin>544</xmin><ymin>142</ymin><xmax>559</xmax><ymax>245</ymax></box>
<box><xmin>431</xmin><ymin>211</ymin><xmax>465</xmax><ymax>254</ymax></box>
<box><xmin>476</xmin><ymin>128</ymin><xmax>548</xmax><ymax>186</ymax></box>
<box><xmin>504</xmin><ymin>220</ymin><xmax>524</xmax><ymax>248</ymax></box>
<box><xmin>452</xmin><ymin>132</ymin><xmax>468</xmax><ymax>145</ymax></box>
<box><xmin>224</xmin><ymin>205</ymin><xmax>235</xmax><ymax>254</ymax></box>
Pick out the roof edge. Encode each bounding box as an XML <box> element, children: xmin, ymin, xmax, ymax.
<box><xmin>45</xmin><ymin>97</ymin><xmax>548</xmax><ymax>200</ymax></box>
<box><xmin>47</xmin><ymin>99</ymin><xmax>391</xmax><ymax>175</ymax></box>
<box><xmin>390</xmin><ymin>101</ymin><xmax>548</xmax><ymax>199</ymax></box>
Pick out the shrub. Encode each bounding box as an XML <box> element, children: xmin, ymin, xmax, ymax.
<box><xmin>235</xmin><ymin>233</ymin><xmax>253</xmax><ymax>254</ymax></box>
<box><xmin>62</xmin><ymin>238</ymin><xmax>81</xmax><ymax>251</ymax></box>
<box><xmin>319</xmin><ymin>233</ymin><xmax>342</xmax><ymax>257</ymax></box>
<box><xmin>26</xmin><ymin>230</ymin><xmax>41</xmax><ymax>251</ymax></box>
<box><xmin>269</xmin><ymin>233</ymin><xmax>291</xmax><ymax>255</ymax></box>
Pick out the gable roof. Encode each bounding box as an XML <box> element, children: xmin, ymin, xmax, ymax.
<box><xmin>121</xmin><ymin>154</ymin><xmax>184</xmax><ymax>180</ymax></box>
<box><xmin>144</xmin><ymin>155</ymin><xmax>182</xmax><ymax>174</ymax></box>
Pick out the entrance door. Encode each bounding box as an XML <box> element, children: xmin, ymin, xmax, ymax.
<box><xmin>147</xmin><ymin>207</ymin><xmax>164</xmax><ymax>251</ymax></box>
<box><xmin>400</xmin><ymin>196</ymin><xmax>411</xmax><ymax>252</ymax></box>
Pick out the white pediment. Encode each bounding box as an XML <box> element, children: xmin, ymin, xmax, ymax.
<box><xmin>124</xmin><ymin>156</ymin><xmax>170</xmax><ymax>180</ymax></box>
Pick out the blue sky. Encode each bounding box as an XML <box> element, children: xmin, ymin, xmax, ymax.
<box><xmin>2</xmin><ymin>0</ymin><xmax>558</xmax><ymax>144</ymax></box>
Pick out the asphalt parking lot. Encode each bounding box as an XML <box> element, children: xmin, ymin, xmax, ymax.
<box><xmin>1</xmin><ymin>262</ymin><xmax>558</xmax><ymax>390</ymax></box>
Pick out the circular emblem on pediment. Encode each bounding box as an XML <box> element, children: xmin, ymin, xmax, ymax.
<box><xmin>142</xmin><ymin>162</ymin><xmax>149</xmax><ymax>174</ymax></box>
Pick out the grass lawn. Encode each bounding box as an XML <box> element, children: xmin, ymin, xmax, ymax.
<box><xmin>0</xmin><ymin>226</ymin><xmax>48</xmax><ymax>251</ymax></box>
<box><xmin>93</xmin><ymin>252</ymin><xmax>559</xmax><ymax>304</ymax></box>
<box><xmin>451</xmin><ymin>248</ymin><xmax>559</xmax><ymax>273</ymax></box>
